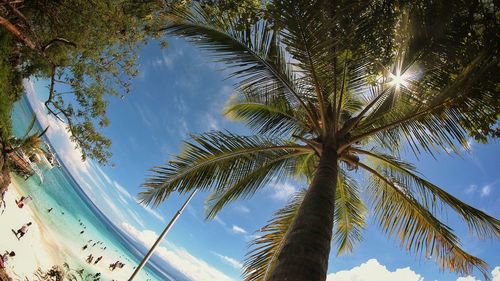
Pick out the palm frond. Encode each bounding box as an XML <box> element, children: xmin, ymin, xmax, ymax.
<box><xmin>224</xmin><ymin>86</ymin><xmax>309</xmax><ymax>138</ymax></box>
<box><xmin>272</xmin><ymin>0</ymin><xmax>333</xmax><ymax>130</ymax></box>
<box><xmin>243</xmin><ymin>189</ymin><xmax>306</xmax><ymax>281</ymax></box>
<box><xmin>358</xmin><ymin>161</ymin><xmax>488</xmax><ymax>278</ymax></box>
<box><xmin>334</xmin><ymin>170</ymin><xmax>366</xmax><ymax>255</ymax></box>
<box><xmin>345</xmin><ymin>48</ymin><xmax>497</xmax><ymax>155</ymax></box>
<box><xmin>140</xmin><ymin>131</ymin><xmax>311</xmax><ymax>206</ymax></box>
<box><xmin>292</xmin><ymin>152</ymin><xmax>318</xmax><ymax>182</ymax></box>
<box><xmin>163</xmin><ymin>4</ymin><xmax>318</xmax><ymax>130</ymax></box>
<box><xmin>205</xmin><ymin>150</ymin><xmax>309</xmax><ymax>219</ymax></box>
<box><xmin>21</xmin><ymin>115</ymin><xmax>38</xmax><ymax>140</ymax></box>
<box><xmin>354</xmin><ymin>148</ymin><xmax>500</xmax><ymax>239</ymax></box>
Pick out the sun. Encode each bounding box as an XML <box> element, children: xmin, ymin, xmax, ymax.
<box><xmin>388</xmin><ymin>71</ymin><xmax>407</xmax><ymax>88</ymax></box>
<box><xmin>391</xmin><ymin>74</ymin><xmax>405</xmax><ymax>86</ymax></box>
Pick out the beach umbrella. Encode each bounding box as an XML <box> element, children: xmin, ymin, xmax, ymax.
<box><xmin>128</xmin><ymin>190</ymin><xmax>198</xmax><ymax>281</ymax></box>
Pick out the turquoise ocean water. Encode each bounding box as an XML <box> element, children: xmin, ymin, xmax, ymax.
<box><xmin>11</xmin><ymin>96</ymin><xmax>176</xmax><ymax>281</ymax></box>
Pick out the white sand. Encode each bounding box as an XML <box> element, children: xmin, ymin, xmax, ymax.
<box><xmin>0</xmin><ymin>180</ymin><xmax>62</xmax><ymax>279</ymax></box>
<box><xmin>0</xmin><ymin>179</ymin><xmax>154</xmax><ymax>281</ymax></box>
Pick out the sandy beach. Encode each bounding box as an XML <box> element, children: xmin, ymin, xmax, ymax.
<box><xmin>0</xmin><ymin>176</ymin><xmax>156</xmax><ymax>281</ymax></box>
<box><xmin>0</xmin><ymin>179</ymin><xmax>62</xmax><ymax>280</ymax></box>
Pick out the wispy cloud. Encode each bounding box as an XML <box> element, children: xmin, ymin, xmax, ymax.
<box><xmin>121</xmin><ymin>223</ymin><xmax>233</xmax><ymax>281</ymax></box>
<box><xmin>140</xmin><ymin>204</ymin><xmax>165</xmax><ymax>222</ymax></box>
<box><xmin>113</xmin><ymin>181</ymin><xmax>133</xmax><ymax>199</ymax></box>
<box><xmin>465</xmin><ymin>184</ymin><xmax>477</xmax><ymax>194</ymax></box>
<box><xmin>231</xmin><ymin>225</ymin><xmax>248</xmax><ymax>235</ymax></box>
<box><xmin>205</xmin><ymin>113</ymin><xmax>219</xmax><ymax>130</ymax></box>
<box><xmin>127</xmin><ymin>209</ymin><xmax>146</xmax><ymax>229</ymax></box>
<box><xmin>213</xmin><ymin>215</ymin><xmax>226</xmax><ymax>226</ymax></box>
<box><xmin>234</xmin><ymin>204</ymin><xmax>250</xmax><ymax>214</ymax></box>
<box><xmin>270</xmin><ymin>182</ymin><xmax>297</xmax><ymax>201</ymax></box>
<box><xmin>480</xmin><ymin>185</ymin><xmax>491</xmax><ymax>197</ymax></box>
<box><xmin>465</xmin><ymin>183</ymin><xmax>495</xmax><ymax>198</ymax></box>
<box><xmin>211</xmin><ymin>251</ymin><xmax>243</xmax><ymax>270</ymax></box>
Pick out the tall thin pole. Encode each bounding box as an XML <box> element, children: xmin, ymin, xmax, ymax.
<box><xmin>129</xmin><ymin>190</ymin><xmax>198</xmax><ymax>281</ymax></box>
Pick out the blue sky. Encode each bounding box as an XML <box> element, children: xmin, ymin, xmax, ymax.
<box><xmin>24</xmin><ymin>37</ymin><xmax>499</xmax><ymax>281</ymax></box>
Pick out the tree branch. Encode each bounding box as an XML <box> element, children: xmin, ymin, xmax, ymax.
<box><xmin>0</xmin><ymin>15</ymin><xmax>35</xmax><ymax>49</ymax></box>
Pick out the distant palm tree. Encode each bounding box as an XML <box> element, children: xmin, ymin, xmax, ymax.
<box><xmin>140</xmin><ymin>1</ymin><xmax>499</xmax><ymax>280</ymax></box>
<box><xmin>0</xmin><ymin>115</ymin><xmax>46</xmax><ymax>190</ymax></box>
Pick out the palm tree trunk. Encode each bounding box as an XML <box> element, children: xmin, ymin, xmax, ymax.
<box><xmin>268</xmin><ymin>144</ymin><xmax>338</xmax><ymax>281</ymax></box>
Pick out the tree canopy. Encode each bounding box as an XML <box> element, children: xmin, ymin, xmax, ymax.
<box><xmin>139</xmin><ymin>1</ymin><xmax>499</xmax><ymax>280</ymax></box>
<box><xmin>1</xmin><ymin>0</ymin><xmax>167</xmax><ymax>164</ymax></box>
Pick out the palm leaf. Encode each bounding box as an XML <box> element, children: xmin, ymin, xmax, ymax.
<box><xmin>224</xmin><ymin>86</ymin><xmax>309</xmax><ymax>138</ymax></box>
<box><xmin>353</xmin><ymin>148</ymin><xmax>500</xmax><ymax>239</ymax></box>
<box><xmin>334</xmin><ymin>170</ymin><xmax>366</xmax><ymax>255</ymax></box>
<box><xmin>205</xmin><ymin>150</ymin><xmax>309</xmax><ymax>219</ymax></box>
<box><xmin>163</xmin><ymin>4</ymin><xmax>318</xmax><ymax>129</ymax></box>
<box><xmin>345</xmin><ymin>49</ymin><xmax>497</xmax><ymax>155</ymax></box>
<box><xmin>358</xmin><ymin>161</ymin><xmax>488</xmax><ymax>278</ymax></box>
<box><xmin>243</xmin><ymin>189</ymin><xmax>306</xmax><ymax>281</ymax></box>
<box><xmin>140</xmin><ymin>131</ymin><xmax>311</xmax><ymax>206</ymax></box>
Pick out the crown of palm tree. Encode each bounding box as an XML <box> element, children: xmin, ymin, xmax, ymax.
<box><xmin>140</xmin><ymin>1</ymin><xmax>499</xmax><ymax>280</ymax></box>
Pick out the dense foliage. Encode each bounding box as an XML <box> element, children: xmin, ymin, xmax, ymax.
<box><xmin>1</xmin><ymin>0</ymin><xmax>166</xmax><ymax>164</ymax></box>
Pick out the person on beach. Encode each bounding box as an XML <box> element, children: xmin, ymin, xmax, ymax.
<box><xmin>86</xmin><ymin>254</ymin><xmax>94</xmax><ymax>263</ymax></box>
<box><xmin>0</xmin><ymin>251</ymin><xmax>15</xmax><ymax>268</ymax></box>
<box><xmin>15</xmin><ymin>195</ymin><xmax>32</xmax><ymax>208</ymax></box>
<box><xmin>47</xmin><ymin>207</ymin><xmax>53</xmax><ymax>213</ymax></box>
<box><xmin>94</xmin><ymin>256</ymin><xmax>103</xmax><ymax>265</ymax></box>
<box><xmin>13</xmin><ymin>222</ymin><xmax>32</xmax><ymax>240</ymax></box>
<box><xmin>109</xmin><ymin>261</ymin><xmax>119</xmax><ymax>271</ymax></box>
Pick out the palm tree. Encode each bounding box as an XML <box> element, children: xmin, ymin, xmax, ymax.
<box><xmin>140</xmin><ymin>1</ymin><xmax>499</xmax><ymax>280</ymax></box>
<box><xmin>0</xmin><ymin>115</ymin><xmax>46</xmax><ymax>191</ymax></box>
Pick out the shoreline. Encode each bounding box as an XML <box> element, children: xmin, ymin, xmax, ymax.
<box><xmin>0</xmin><ymin>177</ymin><xmax>62</xmax><ymax>280</ymax></box>
<box><xmin>0</xmin><ymin>174</ymin><xmax>157</xmax><ymax>281</ymax></box>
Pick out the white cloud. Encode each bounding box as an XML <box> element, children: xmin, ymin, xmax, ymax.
<box><xmin>121</xmin><ymin>222</ymin><xmax>158</xmax><ymax>247</ymax></box>
<box><xmin>456</xmin><ymin>276</ymin><xmax>480</xmax><ymax>281</ymax></box>
<box><xmin>493</xmin><ymin>266</ymin><xmax>500</xmax><ymax>281</ymax></box>
<box><xmin>121</xmin><ymin>223</ymin><xmax>233</xmax><ymax>281</ymax></box>
<box><xmin>270</xmin><ymin>182</ymin><xmax>297</xmax><ymax>201</ymax></box>
<box><xmin>457</xmin><ymin>266</ymin><xmax>500</xmax><ymax>281</ymax></box>
<box><xmin>326</xmin><ymin>259</ymin><xmax>423</xmax><ymax>281</ymax></box>
<box><xmin>127</xmin><ymin>209</ymin><xmax>146</xmax><ymax>229</ymax></box>
<box><xmin>244</xmin><ymin>234</ymin><xmax>261</xmax><ymax>242</ymax></box>
<box><xmin>211</xmin><ymin>251</ymin><xmax>243</xmax><ymax>270</ymax></box>
<box><xmin>231</xmin><ymin>225</ymin><xmax>248</xmax><ymax>235</ymax></box>
<box><xmin>152</xmin><ymin>53</ymin><xmax>173</xmax><ymax>69</ymax></box>
<box><xmin>466</xmin><ymin>185</ymin><xmax>477</xmax><ymax>194</ymax></box>
<box><xmin>93</xmin><ymin>164</ymin><xmax>113</xmax><ymax>185</ymax></box>
<box><xmin>114</xmin><ymin>180</ymin><xmax>133</xmax><ymax>199</ymax></box>
<box><xmin>213</xmin><ymin>215</ymin><xmax>226</xmax><ymax>226</ymax></box>
<box><xmin>101</xmin><ymin>193</ymin><xmax>127</xmax><ymax>223</ymax></box>
<box><xmin>205</xmin><ymin>113</ymin><xmax>219</xmax><ymax>130</ymax></box>
<box><xmin>234</xmin><ymin>205</ymin><xmax>250</xmax><ymax>214</ymax></box>
<box><xmin>140</xmin><ymin>204</ymin><xmax>165</xmax><ymax>222</ymax></box>
<box><xmin>480</xmin><ymin>185</ymin><xmax>491</xmax><ymax>197</ymax></box>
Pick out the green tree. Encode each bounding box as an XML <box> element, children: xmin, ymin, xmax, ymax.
<box><xmin>0</xmin><ymin>0</ymin><xmax>166</xmax><ymax>164</ymax></box>
<box><xmin>0</xmin><ymin>116</ymin><xmax>46</xmax><ymax>191</ymax></box>
<box><xmin>139</xmin><ymin>1</ymin><xmax>499</xmax><ymax>280</ymax></box>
